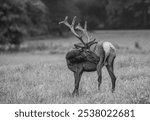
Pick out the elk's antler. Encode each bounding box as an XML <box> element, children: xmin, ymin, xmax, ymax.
<box><xmin>59</xmin><ymin>16</ymin><xmax>97</xmax><ymax>49</ymax></box>
<box><xmin>59</xmin><ymin>16</ymin><xmax>86</xmax><ymax>47</ymax></box>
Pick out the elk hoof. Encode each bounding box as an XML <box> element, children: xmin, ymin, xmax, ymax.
<box><xmin>72</xmin><ymin>90</ymin><xmax>79</xmax><ymax>96</ymax></box>
<box><xmin>112</xmin><ymin>89</ymin><xmax>115</xmax><ymax>93</ymax></box>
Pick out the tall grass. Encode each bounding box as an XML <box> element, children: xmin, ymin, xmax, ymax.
<box><xmin>0</xmin><ymin>30</ymin><xmax>150</xmax><ymax>104</ymax></box>
<box><xmin>0</xmin><ymin>52</ymin><xmax>150</xmax><ymax>104</ymax></box>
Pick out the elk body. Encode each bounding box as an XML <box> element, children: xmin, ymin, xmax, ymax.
<box><xmin>59</xmin><ymin>17</ymin><xmax>116</xmax><ymax>96</ymax></box>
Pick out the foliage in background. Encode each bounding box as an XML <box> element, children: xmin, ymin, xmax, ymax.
<box><xmin>76</xmin><ymin>0</ymin><xmax>107</xmax><ymax>30</ymax></box>
<box><xmin>42</xmin><ymin>0</ymin><xmax>80</xmax><ymax>36</ymax></box>
<box><xmin>1</xmin><ymin>0</ymin><xmax>150</xmax><ymax>47</ymax></box>
<box><xmin>106</xmin><ymin>0</ymin><xmax>150</xmax><ymax>29</ymax></box>
<box><xmin>42</xmin><ymin>0</ymin><xmax>150</xmax><ymax>31</ymax></box>
<box><xmin>0</xmin><ymin>0</ymin><xmax>47</xmax><ymax>47</ymax></box>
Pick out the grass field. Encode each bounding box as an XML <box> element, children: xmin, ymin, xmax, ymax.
<box><xmin>0</xmin><ymin>30</ymin><xmax>150</xmax><ymax>104</ymax></box>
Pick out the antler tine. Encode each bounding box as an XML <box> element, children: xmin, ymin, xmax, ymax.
<box><xmin>70</xmin><ymin>16</ymin><xmax>81</xmax><ymax>38</ymax></box>
<box><xmin>76</xmin><ymin>21</ymin><xmax>92</xmax><ymax>43</ymax></box>
<box><xmin>59</xmin><ymin>16</ymin><xmax>79</xmax><ymax>37</ymax></box>
<box><xmin>59</xmin><ymin>16</ymin><xmax>70</xmax><ymax>27</ymax></box>
<box><xmin>83</xmin><ymin>21</ymin><xmax>93</xmax><ymax>42</ymax></box>
<box><xmin>84</xmin><ymin>21</ymin><xmax>87</xmax><ymax>31</ymax></box>
<box><xmin>71</xmin><ymin>16</ymin><xmax>76</xmax><ymax>27</ymax></box>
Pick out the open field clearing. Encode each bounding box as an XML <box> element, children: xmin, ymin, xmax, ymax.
<box><xmin>0</xmin><ymin>30</ymin><xmax>150</xmax><ymax>104</ymax></box>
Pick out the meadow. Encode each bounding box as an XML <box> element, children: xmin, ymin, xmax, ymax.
<box><xmin>0</xmin><ymin>30</ymin><xmax>150</xmax><ymax>104</ymax></box>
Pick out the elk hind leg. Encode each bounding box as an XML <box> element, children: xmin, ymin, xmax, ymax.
<box><xmin>106</xmin><ymin>57</ymin><xmax>116</xmax><ymax>93</ymax></box>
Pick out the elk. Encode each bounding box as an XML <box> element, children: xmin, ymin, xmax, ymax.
<box><xmin>59</xmin><ymin>16</ymin><xmax>116</xmax><ymax>96</ymax></box>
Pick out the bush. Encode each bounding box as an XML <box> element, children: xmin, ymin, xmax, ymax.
<box><xmin>0</xmin><ymin>0</ymin><xmax>48</xmax><ymax>48</ymax></box>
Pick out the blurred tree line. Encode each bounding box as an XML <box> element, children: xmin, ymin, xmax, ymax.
<box><xmin>0</xmin><ymin>0</ymin><xmax>150</xmax><ymax>46</ymax></box>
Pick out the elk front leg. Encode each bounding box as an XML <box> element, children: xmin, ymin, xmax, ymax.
<box><xmin>72</xmin><ymin>71</ymin><xmax>83</xmax><ymax>96</ymax></box>
<box><xmin>97</xmin><ymin>62</ymin><xmax>104</xmax><ymax>91</ymax></box>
